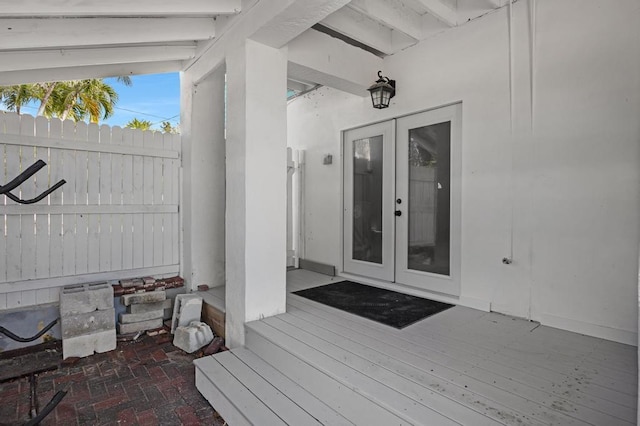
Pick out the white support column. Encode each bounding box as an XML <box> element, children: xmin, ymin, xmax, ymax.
<box><xmin>225</xmin><ymin>39</ymin><xmax>288</xmax><ymax>348</ymax></box>
<box><xmin>180</xmin><ymin>66</ymin><xmax>226</xmax><ymax>291</ymax></box>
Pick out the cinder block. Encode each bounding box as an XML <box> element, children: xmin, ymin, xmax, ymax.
<box><xmin>62</xmin><ymin>329</ymin><xmax>116</xmax><ymax>359</ymax></box>
<box><xmin>173</xmin><ymin>321</ymin><xmax>213</xmax><ymax>353</ymax></box>
<box><xmin>119</xmin><ymin>310</ymin><xmax>164</xmax><ymax>324</ymax></box>
<box><xmin>128</xmin><ymin>299</ymin><xmax>172</xmax><ymax>314</ymax></box>
<box><xmin>117</xmin><ymin>318</ymin><xmax>163</xmax><ymax>334</ymax></box>
<box><xmin>171</xmin><ymin>295</ymin><xmax>203</xmax><ymax>333</ymax></box>
<box><xmin>61</xmin><ymin>308</ymin><xmax>115</xmax><ymax>339</ymax></box>
<box><xmin>60</xmin><ymin>282</ymin><xmax>114</xmax><ymax>315</ymax></box>
<box><xmin>121</xmin><ymin>290</ymin><xmax>166</xmax><ymax>306</ymax></box>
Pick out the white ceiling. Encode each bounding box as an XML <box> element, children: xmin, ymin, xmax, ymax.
<box><xmin>0</xmin><ymin>0</ymin><xmax>505</xmax><ymax>87</ymax></box>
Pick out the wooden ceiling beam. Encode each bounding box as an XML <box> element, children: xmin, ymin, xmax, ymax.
<box><xmin>0</xmin><ymin>0</ymin><xmax>241</xmax><ymax>17</ymax></box>
<box><xmin>0</xmin><ymin>61</ymin><xmax>184</xmax><ymax>86</ymax></box>
<box><xmin>0</xmin><ymin>18</ymin><xmax>216</xmax><ymax>50</ymax></box>
<box><xmin>320</xmin><ymin>7</ymin><xmax>416</xmax><ymax>55</ymax></box>
<box><xmin>0</xmin><ymin>45</ymin><xmax>196</xmax><ymax>73</ymax></box>
<box><xmin>288</xmin><ymin>29</ymin><xmax>382</xmax><ymax>96</ymax></box>
<box><xmin>413</xmin><ymin>0</ymin><xmax>458</xmax><ymax>27</ymax></box>
<box><xmin>186</xmin><ymin>0</ymin><xmax>351</xmax><ymax>84</ymax></box>
<box><xmin>348</xmin><ymin>0</ymin><xmax>423</xmax><ymax>41</ymax></box>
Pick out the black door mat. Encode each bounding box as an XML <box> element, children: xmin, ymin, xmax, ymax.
<box><xmin>292</xmin><ymin>281</ymin><xmax>454</xmax><ymax>329</ymax></box>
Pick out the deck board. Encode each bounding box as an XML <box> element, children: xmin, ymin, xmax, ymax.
<box><xmin>232</xmin><ymin>349</ymin><xmax>354</xmax><ymax>426</ymax></box>
<box><xmin>261</xmin><ymin>315</ymin><xmax>505</xmax><ymax>426</ymax></box>
<box><xmin>214</xmin><ymin>351</ymin><xmax>323</xmax><ymax>426</ymax></box>
<box><xmin>289</xmin><ymin>290</ymin><xmax>636</xmax><ymax>424</ymax></box>
<box><xmin>284</xmin><ymin>304</ymin><xmax>629</xmax><ymax>425</ymax></box>
<box><xmin>195</xmin><ymin>269</ymin><xmax>638</xmax><ymax>425</ymax></box>
<box><xmin>246</xmin><ymin>326</ymin><xmax>413</xmax><ymax>425</ymax></box>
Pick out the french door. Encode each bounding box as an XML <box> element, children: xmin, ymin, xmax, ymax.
<box><xmin>343</xmin><ymin>104</ymin><xmax>461</xmax><ymax>296</ymax></box>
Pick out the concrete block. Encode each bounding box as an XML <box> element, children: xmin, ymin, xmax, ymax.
<box><xmin>171</xmin><ymin>295</ymin><xmax>203</xmax><ymax>333</ymax></box>
<box><xmin>173</xmin><ymin>321</ymin><xmax>213</xmax><ymax>353</ymax></box>
<box><xmin>119</xmin><ymin>310</ymin><xmax>164</xmax><ymax>324</ymax></box>
<box><xmin>121</xmin><ymin>290</ymin><xmax>166</xmax><ymax>306</ymax></box>
<box><xmin>128</xmin><ymin>299</ymin><xmax>172</xmax><ymax>314</ymax></box>
<box><xmin>61</xmin><ymin>308</ymin><xmax>115</xmax><ymax>339</ymax></box>
<box><xmin>117</xmin><ymin>318</ymin><xmax>163</xmax><ymax>334</ymax></box>
<box><xmin>62</xmin><ymin>329</ymin><xmax>116</xmax><ymax>359</ymax></box>
<box><xmin>60</xmin><ymin>282</ymin><xmax>113</xmax><ymax>315</ymax></box>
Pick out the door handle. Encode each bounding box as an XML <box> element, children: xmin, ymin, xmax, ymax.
<box><xmin>394</xmin><ymin>210</ymin><xmax>402</xmax><ymax>217</ymax></box>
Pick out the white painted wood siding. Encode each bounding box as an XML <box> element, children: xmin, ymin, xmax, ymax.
<box><xmin>0</xmin><ymin>112</ymin><xmax>180</xmax><ymax>309</ymax></box>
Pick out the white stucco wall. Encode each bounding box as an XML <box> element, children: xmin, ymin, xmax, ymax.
<box><xmin>287</xmin><ymin>0</ymin><xmax>640</xmax><ymax>344</ymax></box>
<box><xmin>181</xmin><ymin>68</ymin><xmax>226</xmax><ymax>290</ymax></box>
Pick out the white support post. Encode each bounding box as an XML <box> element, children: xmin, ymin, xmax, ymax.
<box><xmin>181</xmin><ymin>66</ymin><xmax>226</xmax><ymax>291</ymax></box>
<box><xmin>225</xmin><ymin>39</ymin><xmax>288</xmax><ymax>348</ymax></box>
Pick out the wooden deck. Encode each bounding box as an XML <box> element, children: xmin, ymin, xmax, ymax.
<box><xmin>195</xmin><ymin>269</ymin><xmax>638</xmax><ymax>425</ymax></box>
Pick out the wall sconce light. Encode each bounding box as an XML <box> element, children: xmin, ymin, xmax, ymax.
<box><xmin>367</xmin><ymin>71</ymin><xmax>396</xmax><ymax>109</ymax></box>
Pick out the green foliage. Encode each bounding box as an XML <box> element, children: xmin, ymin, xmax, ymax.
<box><xmin>125</xmin><ymin>118</ymin><xmax>153</xmax><ymax>131</ymax></box>
<box><xmin>0</xmin><ymin>84</ymin><xmax>40</xmax><ymax>114</ymax></box>
<box><xmin>0</xmin><ymin>76</ymin><xmax>132</xmax><ymax>123</ymax></box>
<box><xmin>160</xmin><ymin>121</ymin><xmax>179</xmax><ymax>134</ymax></box>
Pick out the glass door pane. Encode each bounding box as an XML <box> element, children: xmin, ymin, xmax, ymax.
<box><xmin>395</xmin><ymin>104</ymin><xmax>461</xmax><ymax>296</ymax></box>
<box><xmin>343</xmin><ymin>121</ymin><xmax>394</xmax><ymax>282</ymax></box>
<box><xmin>352</xmin><ymin>136</ymin><xmax>384</xmax><ymax>264</ymax></box>
<box><xmin>407</xmin><ymin>122</ymin><xmax>450</xmax><ymax>275</ymax></box>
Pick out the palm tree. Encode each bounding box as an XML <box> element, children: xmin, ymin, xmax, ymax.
<box><xmin>0</xmin><ymin>84</ymin><xmax>39</xmax><ymax>114</ymax></box>
<box><xmin>125</xmin><ymin>118</ymin><xmax>153</xmax><ymax>131</ymax></box>
<box><xmin>55</xmin><ymin>80</ymin><xmax>115</xmax><ymax>122</ymax></box>
<box><xmin>0</xmin><ymin>76</ymin><xmax>132</xmax><ymax>122</ymax></box>
<box><xmin>161</xmin><ymin>121</ymin><xmax>180</xmax><ymax>134</ymax></box>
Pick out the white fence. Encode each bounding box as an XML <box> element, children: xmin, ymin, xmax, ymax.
<box><xmin>0</xmin><ymin>112</ymin><xmax>181</xmax><ymax>309</ymax></box>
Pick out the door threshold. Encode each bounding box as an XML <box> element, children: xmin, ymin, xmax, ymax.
<box><xmin>337</xmin><ymin>272</ymin><xmax>490</xmax><ymax>312</ymax></box>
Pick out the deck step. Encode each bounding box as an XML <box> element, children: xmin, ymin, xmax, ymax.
<box><xmin>245</xmin><ymin>319</ymin><xmax>511</xmax><ymax>426</ymax></box>
<box><xmin>194</xmin><ymin>347</ymin><xmax>349</xmax><ymax>426</ymax></box>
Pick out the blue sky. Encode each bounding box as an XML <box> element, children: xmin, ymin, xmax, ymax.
<box><xmin>104</xmin><ymin>73</ymin><xmax>180</xmax><ymax>130</ymax></box>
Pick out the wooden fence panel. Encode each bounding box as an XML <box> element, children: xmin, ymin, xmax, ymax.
<box><xmin>19</xmin><ymin>115</ymin><xmax>37</xmax><ymax>282</ymax></box>
<box><xmin>121</xmin><ymin>128</ymin><xmax>134</xmax><ymax>271</ymax></box>
<box><xmin>49</xmin><ymin>118</ymin><xmax>64</xmax><ymax>281</ymax></box>
<box><xmin>99</xmin><ymin>125</ymin><xmax>112</xmax><ymax>273</ymax></box>
<box><xmin>142</xmin><ymin>131</ymin><xmax>154</xmax><ymax>268</ymax></box>
<box><xmin>171</xmin><ymin>133</ymin><xmax>180</xmax><ymax>265</ymax></box>
<box><xmin>0</xmin><ymin>113</ymin><xmax>181</xmax><ymax>308</ymax></box>
<box><xmin>87</xmin><ymin>123</ymin><xmax>100</xmax><ymax>274</ymax></box>
<box><xmin>76</xmin><ymin>122</ymin><xmax>90</xmax><ymax>275</ymax></box>
<box><xmin>162</xmin><ymin>132</ymin><xmax>174</xmax><ymax>265</ymax></box>
<box><xmin>111</xmin><ymin>126</ymin><xmax>123</xmax><ymax>272</ymax></box>
<box><xmin>5</xmin><ymin>113</ymin><xmax>21</xmax><ymax>283</ymax></box>
<box><xmin>35</xmin><ymin>117</ymin><xmax>50</xmax><ymax>282</ymax></box>
<box><xmin>62</xmin><ymin>119</ymin><xmax>77</xmax><ymax>277</ymax></box>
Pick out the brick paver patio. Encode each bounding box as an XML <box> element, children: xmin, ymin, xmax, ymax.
<box><xmin>0</xmin><ymin>333</ymin><xmax>225</xmax><ymax>425</ymax></box>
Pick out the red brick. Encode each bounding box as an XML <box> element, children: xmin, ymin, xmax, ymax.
<box><xmin>54</xmin><ymin>404</ymin><xmax>78</xmax><ymax>423</ymax></box>
<box><xmin>93</xmin><ymin>394</ymin><xmax>127</xmax><ymax>411</ymax></box>
<box><xmin>150</xmin><ymin>348</ymin><xmax>168</xmax><ymax>362</ymax></box>
<box><xmin>136</xmin><ymin>408</ymin><xmax>159</xmax><ymax>426</ymax></box>
<box><xmin>117</xmin><ymin>407</ymin><xmax>138</xmax><ymax>424</ymax></box>
<box><xmin>176</xmin><ymin>405</ymin><xmax>200</xmax><ymax>425</ymax></box>
<box><xmin>147</xmin><ymin>365</ymin><xmax>168</xmax><ymax>382</ymax></box>
<box><xmin>53</xmin><ymin>371</ymin><xmax>84</xmax><ymax>384</ymax></box>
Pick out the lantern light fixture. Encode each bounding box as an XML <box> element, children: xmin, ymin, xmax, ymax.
<box><xmin>367</xmin><ymin>71</ymin><xmax>396</xmax><ymax>109</ymax></box>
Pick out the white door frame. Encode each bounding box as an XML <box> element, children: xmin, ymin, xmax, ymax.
<box><xmin>342</xmin><ymin>103</ymin><xmax>462</xmax><ymax>297</ymax></box>
<box><xmin>395</xmin><ymin>103</ymin><xmax>462</xmax><ymax>296</ymax></box>
<box><xmin>342</xmin><ymin>121</ymin><xmax>395</xmax><ymax>282</ymax></box>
